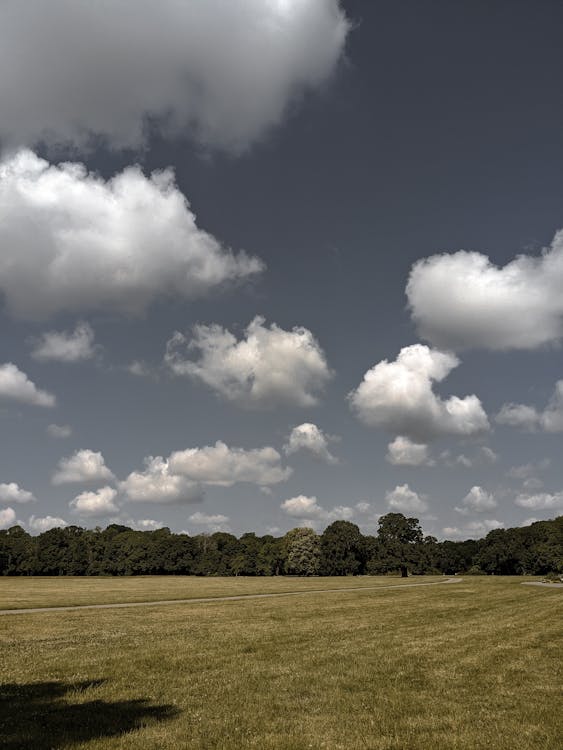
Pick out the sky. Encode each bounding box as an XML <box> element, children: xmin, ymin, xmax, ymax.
<box><xmin>1</xmin><ymin>0</ymin><xmax>562</xmax><ymax>540</ymax></box>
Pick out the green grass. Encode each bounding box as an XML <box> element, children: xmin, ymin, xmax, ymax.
<box><xmin>0</xmin><ymin>576</ymin><xmax>561</xmax><ymax>749</ymax></box>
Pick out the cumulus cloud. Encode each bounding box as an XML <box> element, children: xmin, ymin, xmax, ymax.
<box><xmin>0</xmin><ymin>482</ymin><xmax>36</xmax><ymax>504</ymax></box>
<box><xmin>0</xmin><ymin>1</ymin><xmax>349</xmax><ymax>153</ymax></box>
<box><xmin>31</xmin><ymin>322</ymin><xmax>96</xmax><ymax>362</ymax></box>
<box><xmin>28</xmin><ymin>515</ymin><xmax>68</xmax><ymax>533</ymax></box>
<box><xmin>169</xmin><ymin>441</ymin><xmax>291</xmax><ymax>486</ymax></box>
<box><xmin>120</xmin><ymin>456</ymin><xmax>204</xmax><ymax>505</ymax></box>
<box><xmin>386</xmin><ymin>436</ymin><xmax>432</xmax><ymax>466</ymax></box>
<box><xmin>47</xmin><ymin>424</ymin><xmax>72</xmax><ymax>439</ymax></box>
<box><xmin>455</xmin><ymin>486</ymin><xmax>497</xmax><ymax>515</ymax></box>
<box><xmin>514</xmin><ymin>491</ymin><xmax>563</xmax><ymax>510</ymax></box>
<box><xmin>280</xmin><ymin>495</ymin><xmax>354</xmax><ymax>525</ymax></box>
<box><xmin>134</xmin><ymin>519</ymin><xmax>165</xmax><ymax>531</ymax></box>
<box><xmin>284</xmin><ymin>423</ymin><xmax>338</xmax><ymax>464</ymax></box>
<box><xmin>407</xmin><ymin>229</ymin><xmax>563</xmax><ymax>350</ymax></box>
<box><xmin>52</xmin><ymin>449</ymin><xmax>115</xmax><ymax>485</ymax></box>
<box><xmin>70</xmin><ymin>486</ymin><xmax>119</xmax><ymax>517</ymax></box>
<box><xmin>0</xmin><ymin>507</ymin><xmax>17</xmax><ymax>529</ymax></box>
<box><xmin>442</xmin><ymin>519</ymin><xmax>503</xmax><ymax>539</ymax></box>
<box><xmin>0</xmin><ymin>363</ymin><xmax>55</xmax><ymax>407</ymax></box>
<box><xmin>0</xmin><ymin>151</ymin><xmax>263</xmax><ymax>320</ymax></box>
<box><xmin>188</xmin><ymin>511</ymin><xmax>231</xmax><ymax>532</ymax></box>
<box><xmin>385</xmin><ymin>484</ymin><xmax>428</xmax><ymax>514</ymax></box>
<box><xmin>497</xmin><ymin>380</ymin><xmax>563</xmax><ymax>433</ymax></box>
<box><xmin>166</xmin><ymin>317</ymin><xmax>332</xmax><ymax>409</ymax></box>
<box><xmin>349</xmin><ymin>345</ymin><xmax>489</xmax><ymax>442</ymax></box>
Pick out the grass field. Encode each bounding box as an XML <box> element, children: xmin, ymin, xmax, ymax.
<box><xmin>0</xmin><ymin>576</ymin><xmax>561</xmax><ymax>749</ymax></box>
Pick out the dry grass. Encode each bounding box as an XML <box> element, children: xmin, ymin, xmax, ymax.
<box><xmin>0</xmin><ymin>576</ymin><xmax>561</xmax><ymax>749</ymax></box>
<box><xmin>0</xmin><ymin>574</ymin><xmax>431</xmax><ymax>610</ymax></box>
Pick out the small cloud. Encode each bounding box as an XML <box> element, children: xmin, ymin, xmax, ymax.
<box><xmin>0</xmin><ymin>507</ymin><xmax>17</xmax><ymax>529</ymax></box>
<box><xmin>0</xmin><ymin>362</ymin><xmax>55</xmax><ymax>407</ymax></box>
<box><xmin>284</xmin><ymin>422</ymin><xmax>339</xmax><ymax>464</ymax></box>
<box><xmin>385</xmin><ymin>484</ymin><xmax>428</xmax><ymax>513</ymax></box>
<box><xmin>70</xmin><ymin>486</ymin><xmax>119</xmax><ymax>517</ymax></box>
<box><xmin>455</xmin><ymin>486</ymin><xmax>497</xmax><ymax>514</ymax></box>
<box><xmin>0</xmin><ymin>482</ymin><xmax>36</xmax><ymax>504</ymax></box>
<box><xmin>52</xmin><ymin>449</ymin><xmax>115</xmax><ymax>485</ymax></box>
<box><xmin>28</xmin><ymin>515</ymin><xmax>68</xmax><ymax>533</ymax></box>
<box><xmin>31</xmin><ymin>322</ymin><xmax>96</xmax><ymax>362</ymax></box>
<box><xmin>47</xmin><ymin>423</ymin><xmax>72</xmax><ymax>439</ymax></box>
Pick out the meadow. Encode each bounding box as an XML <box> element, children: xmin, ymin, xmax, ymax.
<box><xmin>0</xmin><ymin>576</ymin><xmax>561</xmax><ymax>749</ymax></box>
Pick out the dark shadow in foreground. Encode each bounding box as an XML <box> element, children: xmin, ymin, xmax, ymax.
<box><xmin>0</xmin><ymin>679</ymin><xmax>180</xmax><ymax>749</ymax></box>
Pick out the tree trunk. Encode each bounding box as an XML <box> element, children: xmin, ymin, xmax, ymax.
<box><xmin>400</xmin><ymin>565</ymin><xmax>408</xmax><ymax>578</ymax></box>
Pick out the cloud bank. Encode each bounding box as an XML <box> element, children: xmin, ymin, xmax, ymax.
<box><xmin>0</xmin><ymin>0</ymin><xmax>349</xmax><ymax>153</ymax></box>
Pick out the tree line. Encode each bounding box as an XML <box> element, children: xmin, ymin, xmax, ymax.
<box><xmin>0</xmin><ymin>513</ymin><xmax>561</xmax><ymax>577</ymax></box>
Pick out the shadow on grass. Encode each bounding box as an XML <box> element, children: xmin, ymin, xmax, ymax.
<box><xmin>0</xmin><ymin>679</ymin><xmax>180</xmax><ymax>749</ymax></box>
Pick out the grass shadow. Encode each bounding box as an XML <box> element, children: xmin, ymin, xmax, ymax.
<box><xmin>0</xmin><ymin>679</ymin><xmax>180</xmax><ymax>749</ymax></box>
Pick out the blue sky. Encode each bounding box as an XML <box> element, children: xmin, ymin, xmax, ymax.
<box><xmin>1</xmin><ymin>0</ymin><xmax>562</xmax><ymax>538</ymax></box>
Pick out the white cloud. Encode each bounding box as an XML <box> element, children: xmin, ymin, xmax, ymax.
<box><xmin>284</xmin><ymin>423</ymin><xmax>338</xmax><ymax>464</ymax></box>
<box><xmin>169</xmin><ymin>441</ymin><xmax>291</xmax><ymax>486</ymax></box>
<box><xmin>0</xmin><ymin>151</ymin><xmax>264</xmax><ymax>320</ymax></box>
<box><xmin>520</xmin><ymin>517</ymin><xmax>540</xmax><ymax>527</ymax></box>
<box><xmin>407</xmin><ymin>229</ymin><xmax>563</xmax><ymax>350</ymax></box>
<box><xmin>31</xmin><ymin>322</ymin><xmax>96</xmax><ymax>363</ymax></box>
<box><xmin>0</xmin><ymin>482</ymin><xmax>36</xmax><ymax>504</ymax></box>
<box><xmin>455</xmin><ymin>486</ymin><xmax>497</xmax><ymax>514</ymax></box>
<box><xmin>134</xmin><ymin>519</ymin><xmax>165</xmax><ymax>531</ymax></box>
<box><xmin>120</xmin><ymin>456</ymin><xmax>204</xmax><ymax>505</ymax></box>
<box><xmin>0</xmin><ymin>507</ymin><xmax>17</xmax><ymax>529</ymax></box>
<box><xmin>70</xmin><ymin>486</ymin><xmax>119</xmax><ymax>517</ymax></box>
<box><xmin>497</xmin><ymin>380</ymin><xmax>563</xmax><ymax>433</ymax></box>
<box><xmin>166</xmin><ymin>316</ymin><xmax>332</xmax><ymax>409</ymax></box>
<box><xmin>280</xmin><ymin>495</ymin><xmax>354</xmax><ymax>524</ymax></box>
<box><xmin>0</xmin><ymin>362</ymin><xmax>55</xmax><ymax>407</ymax></box>
<box><xmin>386</xmin><ymin>436</ymin><xmax>432</xmax><ymax>466</ymax></box>
<box><xmin>514</xmin><ymin>491</ymin><xmax>563</xmax><ymax>510</ymax></box>
<box><xmin>385</xmin><ymin>484</ymin><xmax>428</xmax><ymax>514</ymax></box>
<box><xmin>442</xmin><ymin>519</ymin><xmax>503</xmax><ymax>539</ymax></box>
<box><xmin>47</xmin><ymin>424</ymin><xmax>72</xmax><ymax>439</ymax></box>
<box><xmin>349</xmin><ymin>345</ymin><xmax>489</xmax><ymax>442</ymax></box>
<box><xmin>0</xmin><ymin>1</ymin><xmax>349</xmax><ymax>153</ymax></box>
<box><xmin>28</xmin><ymin>515</ymin><xmax>68</xmax><ymax>533</ymax></box>
<box><xmin>52</xmin><ymin>449</ymin><xmax>115</xmax><ymax>485</ymax></box>
<box><xmin>188</xmin><ymin>511</ymin><xmax>231</xmax><ymax>532</ymax></box>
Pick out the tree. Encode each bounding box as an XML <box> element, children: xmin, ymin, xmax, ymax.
<box><xmin>283</xmin><ymin>528</ymin><xmax>320</xmax><ymax>576</ymax></box>
<box><xmin>376</xmin><ymin>513</ymin><xmax>423</xmax><ymax>577</ymax></box>
<box><xmin>319</xmin><ymin>521</ymin><xmax>365</xmax><ymax>575</ymax></box>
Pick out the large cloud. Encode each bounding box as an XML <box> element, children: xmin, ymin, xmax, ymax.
<box><xmin>0</xmin><ymin>151</ymin><xmax>263</xmax><ymax>320</ymax></box>
<box><xmin>349</xmin><ymin>345</ymin><xmax>489</xmax><ymax>442</ymax></box>
<box><xmin>120</xmin><ymin>457</ymin><xmax>204</xmax><ymax>505</ymax></box>
<box><xmin>0</xmin><ymin>483</ymin><xmax>36</xmax><ymax>504</ymax></box>
<box><xmin>52</xmin><ymin>449</ymin><xmax>115</xmax><ymax>485</ymax></box>
<box><xmin>0</xmin><ymin>363</ymin><xmax>55</xmax><ymax>407</ymax></box>
<box><xmin>284</xmin><ymin>423</ymin><xmax>338</xmax><ymax>464</ymax></box>
<box><xmin>407</xmin><ymin>230</ymin><xmax>563</xmax><ymax>350</ymax></box>
<box><xmin>168</xmin><ymin>441</ymin><xmax>292</xmax><ymax>486</ymax></box>
<box><xmin>166</xmin><ymin>316</ymin><xmax>332</xmax><ymax>408</ymax></box>
<box><xmin>0</xmin><ymin>1</ymin><xmax>349</xmax><ymax>153</ymax></box>
<box><xmin>496</xmin><ymin>380</ymin><xmax>563</xmax><ymax>432</ymax></box>
<box><xmin>31</xmin><ymin>322</ymin><xmax>96</xmax><ymax>362</ymax></box>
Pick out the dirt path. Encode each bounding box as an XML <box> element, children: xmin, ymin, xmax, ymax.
<box><xmin>0</xmin><ymin>577</ymin><xmax>462</xmax><ymax>616</ymax></box>
<box><xmin>522</xmin><ymin>581</ymin><xmax>563</xmax><ymax>588</ymax></box>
